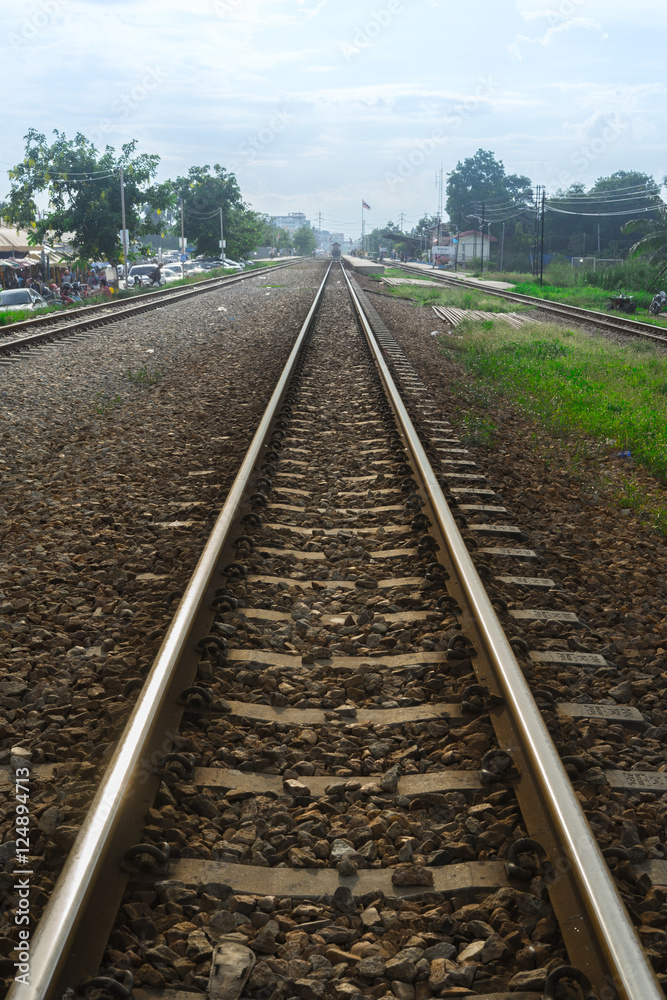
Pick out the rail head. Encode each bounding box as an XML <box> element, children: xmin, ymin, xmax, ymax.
<box><xmin>339</xmin><ymin>261</ymin><xmax>663</xmax><ymax>1000</ymax></box>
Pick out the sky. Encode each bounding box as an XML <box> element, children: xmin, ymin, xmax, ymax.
<box><xmin>1</xmin><ymin>0</ymin><xmax>666</xmax><ymax>242</ymax></box>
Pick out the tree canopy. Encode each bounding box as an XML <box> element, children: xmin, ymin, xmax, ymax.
<box><xmin>446</xmin><ymin>149</ymin><xmax>533</xmax><ymax>228</ymax></box>
<box><xmin>171</xmin><ymin>164</ymin><xmax>264</xmax><ymax>259</ymax></box>
<box><xmin>544</xmin><ymin>170</ymin><xmax>663</xmax><ymax>258</ymax></box>
<box><xmin>292</xmin><ymin>225</ymin><xmax>316</xmax><ymax>255</ymax></box>
<box><xmin>4</xmin><ymin>128</ymin><xmax>170</xmax><ymax>263</ymax></box>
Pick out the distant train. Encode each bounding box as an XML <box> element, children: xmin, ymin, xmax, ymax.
<box><xmin>331</xmin><ymin>242</ymin><xmax>341</xmax><ymax>260</ymax></box>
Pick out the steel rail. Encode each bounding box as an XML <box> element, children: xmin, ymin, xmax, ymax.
<box><xmin>392</xmin><ymin>261</ymin><xmax>667</xmax><ymax>344</ymax></box>
<box><xmin>8</xmin><ymin>260</ymin><xmax>332</xmax><ymax>1000</ymax></box>
<box><xmin>0</xmin><ymin>259</ymin><xmax>300</xmax><ymax>352</ymax></box>
<box><xmin>340</xmin><ymin>262</ymin><xmax>663</xmax><ymax>1000</ymax></box>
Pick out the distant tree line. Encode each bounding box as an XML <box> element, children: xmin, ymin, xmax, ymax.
<box><xmin>1</xmin><ymin>129</ymin><xmax>316</xmax><ymax>265</ymax></box>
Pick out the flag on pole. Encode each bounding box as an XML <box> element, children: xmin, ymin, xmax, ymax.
<box><xmin>362</xmin><ymin>200</ymin><xmax>371</xmax><ymax>210</ymax></box>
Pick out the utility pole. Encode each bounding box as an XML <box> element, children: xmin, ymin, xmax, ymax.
<box><xmin>119</xmin><ymin>164</ymin><xmax>129</xmax><ymax>289</ymax></box>
<box><xmin>180</xmin><ymin>197</ymin><xmax>185</xmax><ymax>279</ymax></box>
<box><xmin>318</xmin><ymin>211</ymin><xmax>322</xmax><ymax>249</ymax></box>
<box><xmin>532</xmin><ymin>185</ymin><xmax>540</xmax><ymax>277</ymax></box>
<box><xmin>219</xmin><ymin>207</ymin><xmax>225</xmax><ymax>260</ymax></box>
<box><xmin>539</xmin><ymin>187</ymin><xmax>546</xmax><ymax>286</ymax></box>
<box><xmin>500</xmin><ymin>222</ymin><xmax>505</xmax><ymax>274</ymax></box>
<box><xmin>454</xmin><ymin>210</ymin><xmax>462</xmax><ymax>272</ymax></box>
<box><xmin>480</xmin><ymin>202</ymin><xmax>485</xmax><ymax>276</ymax></box>
<box><xmin>399</xmin><ymin>212</ymin><xmax>405</xmax><ymax>232</ymax></box>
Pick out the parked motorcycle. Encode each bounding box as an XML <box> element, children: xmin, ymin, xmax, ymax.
<box><xmin>60</xmin><ymin>282</ymin><xmax>82</xmax><ymax>306</ymax></box>
<box><xmin>649</xmin><ymin>290</ymin><xmax>667</xmax><ymax>316</ymax></box>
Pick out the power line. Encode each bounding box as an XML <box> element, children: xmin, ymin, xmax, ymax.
<box><xmin>545</xmin><ymin>204</ymin><xmax>659</xmax><ymax>218</ymax></box>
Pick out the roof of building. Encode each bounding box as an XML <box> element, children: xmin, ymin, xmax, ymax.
<box><xmin>458</xmin><ymin>230</ymin><xmax>498</xmax><ymax>242</ymax></box>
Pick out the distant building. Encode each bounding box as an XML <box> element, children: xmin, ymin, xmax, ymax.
<box><xmin>456</xmin><ymin>230</ymin><xmax>497</xmax><ymax>263</ymax></box>
<box><xmin>271</xmin><ymin>213</ymin><xmax>310</xmax><ymax>232</ymax></box>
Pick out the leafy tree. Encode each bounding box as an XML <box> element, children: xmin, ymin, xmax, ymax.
<box><xmin>412</xmin><ymin>213</ymin><xmax>439</xmax><ymax>237</ymax></box>
<box><xmin>255</xmin><ymin>217</ymin><xmax>293</xmax><ymax>252</ymax></box>
<box><xmin>545</xmin><ymin>171</ymin><xmax>662</xmax><ymax>258</ymax></box>
<box><xmin>293</xmin><ymin>225</ymin><xmax>316</xmax><ymax>255</ymax></box>
<box><xmin>171</xmin><ymin>164</ymin><xmax>264</xmax><ymax>259</ymax></box>
<box><xmin>446</xmin><ymin>149</ymin><xmax>533</xmax><ymax>228</ymax></box>
<box><xmin>3</xmin><ymin>128</ymin><xmax>170</xmax><ymax>263</ymax></box>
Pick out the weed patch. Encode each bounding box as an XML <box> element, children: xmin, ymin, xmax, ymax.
<box><xmin>448</xmin><ymin>317</ymin><xmax>667</xmax><ymax>483</ymax></box>
<box><xmin>126</xmin><ymin>367</ymin><xmax>162</xmax><ymax>385</ymax></box>
<box><xmin>95</xmin><ymin>392</ymin><xmax>122</xmax><ymax>415</ymax></box>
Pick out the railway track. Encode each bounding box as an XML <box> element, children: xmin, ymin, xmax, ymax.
<box><xmin>4</xmin><ymin>262</ymin><xmax>664</xmax><ymax>1000</ymax></box>
<box><xmin>0</xmin><ymin>260</ymin><xmax>299</xmax><ymax>360</ymax></box>
<box><xmin>392</xmin><ymin>263</ymin><xmax>667</xmax><ymax>345</ymax></box>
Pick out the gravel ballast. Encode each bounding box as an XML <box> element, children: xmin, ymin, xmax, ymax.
<box><xmin>0</xmin><ymin>261</ymin><xmax>325</xmax><ymax>936</ymax></box>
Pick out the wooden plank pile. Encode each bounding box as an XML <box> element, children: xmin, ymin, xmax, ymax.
<box><xmin>432</xmin><ymin>305</ymin><xmax>532</xmax><ymax>330</ymax></box>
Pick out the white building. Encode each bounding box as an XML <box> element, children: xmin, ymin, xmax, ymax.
<box><xmin>271</xmin><ymin>213</ymin><xmax>310</xmax><ymax>232</ymax></box>
<box><xmin>456</xmin><ymin>230</ymin><xmax>497</xmax><ymax>264</ymax></box>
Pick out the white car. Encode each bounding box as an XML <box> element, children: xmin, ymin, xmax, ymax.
<box><xmin>0</xmin><ymin>288</ymin><xmax>47</xmax><ymax>312</ymax></box>
<box><xmin>128</xmin><ymin>264</ymin><xmax>165</xmax><ymax>287</ymax></box>
<box><xmin>162</xmin><ymin>266</ymin><xmax>184</xmax><ymax>284</ymax></box>
<box><xmin>222</xmin><ymin>258</ymin><xmax>244</xmax><ymax>271</ymax></box>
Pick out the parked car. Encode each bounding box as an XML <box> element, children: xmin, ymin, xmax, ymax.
<box><xmin>0</xmin><ymin>288</ymin><xmax>47</xmax><ymax>312</ymax></box>
<box><xmin>162</xmin><ymin>266</ymin><xmax>184</xmax><ymax>284</ymax></box>
<box><xmin>222</xmin><ymin>258</ymin><xmax>244</xmax><ymax>271</ymax></box>
<box><xmin>128</xmin><ymin>264</ymin><xmax>165</xmax><ymax>287</ymax></box>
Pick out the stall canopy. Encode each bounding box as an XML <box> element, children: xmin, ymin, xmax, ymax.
<box><xmin>0</xmin><ymin>225</ymin><xmax>35</xmax><ymax>256</ymax></box>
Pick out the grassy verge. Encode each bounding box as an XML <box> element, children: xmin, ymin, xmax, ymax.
<box><xmin>443</xmin><ymin>314</ymin><xmax>667</xmax><ymax>489</ymax></box>
<box><xmin>374</xmin><ymin>274</ymin><xmax>524</xmax><ymax>314</ymax></box>
<box><xmin>510</xmin><ymin>280</ymin><xmax>667</xmax><ymax>328</ymax></box>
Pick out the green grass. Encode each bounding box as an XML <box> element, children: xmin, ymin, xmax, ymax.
<box><xmin>95</xmin><ymin>392</ymin><xmax>122</xmax><ymax>415</ymax></box>
<box><xmin>385</xmin><ymin>281</ymin><xmax>523</xmax><ymax>314</ymax></box>
<box><xmin>443</xmin><ymin>317</ymin><xmax>667</xmax><ymax>489</ymax></box>
<box><xmin>126</xmin><ymin>367</ymin><xmax>162</xmax><ymax>385</ymax></box>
